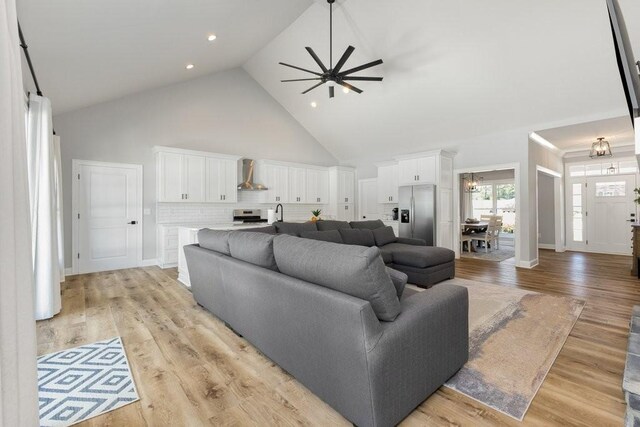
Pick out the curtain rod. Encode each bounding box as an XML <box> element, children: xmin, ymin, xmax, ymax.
<box><xmin>18</xmin><ymin>21</ymin><xmax>43</xmax><ymax>97</ymax></box>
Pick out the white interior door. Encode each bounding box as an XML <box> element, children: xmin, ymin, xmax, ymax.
<box><xmin>75</xmin><ymin>161</ymin><xmax>142</xmax><ymax>273</ymax></box>
<box><xmin>585</xmin><ymin>175</ymin><xmax>636</xmax><ymax>255</ymax></box>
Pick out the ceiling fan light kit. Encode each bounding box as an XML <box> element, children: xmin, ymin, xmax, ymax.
<box><xmin>279</xmin><ymin>0</ymin><xmax>383</xmax><ymax>98</ymax></box>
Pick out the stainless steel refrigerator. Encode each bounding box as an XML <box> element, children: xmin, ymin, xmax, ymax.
<box><xmin>398</xmin><ymin>185</ymin><xmax>436</xmax><ymax>246</ymax></box>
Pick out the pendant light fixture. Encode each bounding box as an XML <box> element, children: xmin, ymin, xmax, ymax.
<box><xmin>589</xmin><ymin>137</ymin><xmax>613</xmax><ymax>158</ymax></box>
<box><xmin>464</xmin><ymin>173</ymin><xmax>483</xmax><ymax>193</ymax></box>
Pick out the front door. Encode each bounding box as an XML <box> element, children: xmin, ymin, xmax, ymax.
<box><xmin>585</xmin><ymin>175</ymin><xmax>636</xmax><ymax>255</ymax></box>
<box><xmin>76</xmin><ymin>161</ymin><xmax>141</xmax><ymax>273</ymax></box>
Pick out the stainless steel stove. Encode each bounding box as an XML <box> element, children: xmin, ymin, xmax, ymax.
<box><xmin>232</xmin><ymin>209</ymin><xmax>267</xmax><ymax>224</ymax></box>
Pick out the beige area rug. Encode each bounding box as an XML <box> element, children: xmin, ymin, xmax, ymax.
<box><xmin>409</xmin><ymin>278</ymin><xmax>584</xmax><ymax>421</ymax></box>
<box><xmin>460</xmin><ymin>248</ymin><xmax>515</xmax><ymax>262</ymax></box>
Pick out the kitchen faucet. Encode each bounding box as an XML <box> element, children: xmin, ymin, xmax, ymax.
<box><xmin>275</xmin><ymin>204</ymin><xmax>284</xmax><ymax>222</ymax></box>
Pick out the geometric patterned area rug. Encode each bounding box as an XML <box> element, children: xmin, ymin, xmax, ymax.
<box><xmin>408</xmin><ymin>278</ymin><xmax>584</xmax><ymax>421</ymax></box>
<box><xmin>38</xmin><ymin>337</ymin><xmax>139</xmax><ymax>427</ymax></box>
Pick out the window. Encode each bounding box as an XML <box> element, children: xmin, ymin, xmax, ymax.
<box><xmin>569</xmin><ymin>165</ymin><xmax>585</xmax><ymax>177</ymax></box>
<box><xmin>572</xmin><ymin>183</ymin><xmax>583</xmax><ymax>242</ymax></box>
<box><xmin>595</xmin><ymin>181</ymin><xmax>626</xmax><ymax>197</ymax></box>
<box><xmin>471</xmin><ymin>181</ymin><xmax>516</xmax><ymax>235</ymax></box>
<box><xmin>471</xmin><ymin>185</ymin><xmax>494</xmax><ymax>219</ymax></box>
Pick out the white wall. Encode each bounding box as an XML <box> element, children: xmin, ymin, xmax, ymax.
<box><xmin>538</xmin><ymin>172</ymin><xmax>556</xmax><ymax>245</ymax></box>
<box><xmin>54</xmin><ymin>67</ymin><xmax>337</xmax><ymax>266</ymax></box>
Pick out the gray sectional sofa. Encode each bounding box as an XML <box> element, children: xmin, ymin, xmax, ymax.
<box><xmin>185</xmin><ymin>230</ymin><xmax>469</xmax><ymax>427</ymax></box>
<box><xmin>240</xmin><ymin>219</ymin><xmax>456</xmax><ymax>287</ymax></box>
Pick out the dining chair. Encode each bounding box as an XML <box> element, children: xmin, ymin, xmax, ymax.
<box><xmin>460</xmin><ymin>233</ymin><xmax>473</xmax><ymax>253</ymax></box>
<box><xmin>470</xmin><ymin>217</ymin><xmax>500</xmax><ymax>253</ymax></box>
<box><xmin>493</xmin><ymin>215</ymin><xmax>503</xmax><ymax>249</ymax></box>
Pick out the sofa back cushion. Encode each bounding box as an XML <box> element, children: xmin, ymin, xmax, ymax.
<box><xmin>316</xmin><ymin>220</ymin><xmax>351</xmax><ymax>231</ymax></box>
<box><xmin>273</xmin><ymin>235</ymin><xmax>401</xmax><ymax>321</ymax></box>
<box><xmin>300</xmin><ymin>230</ymin><xmax>343</xmax><ymax>244</ymax></box>
<box><xmin>274</xmin><ymin>221</ymin><xmax>317</xmax><ymax>236</ymax></box>
<box><xmin>198</xmin><ymin>229</ymin><xmax>231</xmax><ymax>255</ymax></box>
<box><xmin>373</xmin><ymin>226</ymin><xmax>398</xmax><ymax>247</ymax></box>
<box><xmin>237</xmin><ymin>225</ymin><xmax>277</xmax><ymax>234</ymax></box>
<box><xmin>350</xmin><ymin>219</ymin><xmax>385</xmax><ymax>230</ymax></box>
<box><xmin>339</xmin><ymin>228</ymin><xmax>376</xmax><ymax>247</ymax></box>
<box><xmin>228</xmin><ymin>231</ymin><xmax>278</xmax><ymax>271</ymax></box>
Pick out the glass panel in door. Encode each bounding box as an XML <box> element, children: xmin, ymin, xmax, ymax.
<box><xmin>471</xmin><ymin>184</ymin><xmax>494</xmax><ymax>219</ymax></box>
<box><xmin>495</xmin><ymin>183</ymin><xmax>515</xmax><ymax>235</ymax></box>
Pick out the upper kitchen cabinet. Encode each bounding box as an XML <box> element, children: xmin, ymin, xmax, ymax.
<box><xmin>261</xmin><ymin>162</ymin><xmax>289</xmax><ymax>204</ymax></box>
<box><xmin>155</xmin><ymin>147</ymin><xmax>240</xmax><ymax>203</ymax></box>
<box><xmin>398</xmin><ymin>155</ymin><xmax>436</xmax><ymax>185</ymax></box>
<box><xmin>206</xmin><ymin>157</ymin><xmax>238</xmax><ymax>203</ymax></box>
<box><xmin>376</xmin><ymin>162</ymin><xmax>399</xmax><ymax>203</ymax></box>
<box><xmin>288</xmin><ymin>167</ymin><xmax>307</xmax><ymax>203</ymax></box>
<box><xmin>306</xmin><ymin>168</ymin><xmax>329</xmax><ymax>204</ymax></box>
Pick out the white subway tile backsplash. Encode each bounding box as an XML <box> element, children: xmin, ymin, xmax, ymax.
<box><xmin>157</xmin><ymin>191</ymin><xmax>328</xmax><ymax>225</ymax></box>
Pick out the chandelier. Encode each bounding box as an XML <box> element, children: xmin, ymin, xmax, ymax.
<box><xmin>464</xmin><ymin>173</ymin><xmax>483</xmax><ymax>193</ymax></box>
<box><xmin>589</xmin><ymin>137</ymin><xmax>613</xmax><ymax>158</ymax></box>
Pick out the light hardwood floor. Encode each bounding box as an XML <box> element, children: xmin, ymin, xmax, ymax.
<box><xmin>37</xmin><ymin>250</ymin><xmax>634</xmax><ymax>426</ymax></box>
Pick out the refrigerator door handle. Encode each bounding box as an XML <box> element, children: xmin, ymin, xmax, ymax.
<box><xmin>410</xmin><ymin>196</ymin><xmax>415</xmax><ymax>236</ymax></box>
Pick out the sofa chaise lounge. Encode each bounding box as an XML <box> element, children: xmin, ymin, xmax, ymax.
<box><xmin>239</xmin><ymin>219</ymin><xmax>455</xmax><ymax>287</ymax></box>
<box><xmin>185</xmin><ymin>230</ymin><xmax>468</xmax><ymax>427</ymax></box>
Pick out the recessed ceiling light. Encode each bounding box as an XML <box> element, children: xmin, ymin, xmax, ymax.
<box><xmin>207</xmin><ymin>34</ymin><xmax>217</xmax><ymax>41</ymax></box>
<box><xmin>186</xmin><ymin>64</ymin><xmax>194</xmax><ymax>70</ymax></box>
<box><xmin>342</xmin><ymin>87</ymin><xmax>349</xmax><ymax>94</ymax></box>
<box><xmin>310</xmin><ymin>101</ymin><xmax>317</xmax><ymax>108</ymax></box>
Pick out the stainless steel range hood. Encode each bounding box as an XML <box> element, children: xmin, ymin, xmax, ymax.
<box><xmin>237</xmin><ymin>159</ymin><xmax>268</xmax><ymax>191</ymax></box>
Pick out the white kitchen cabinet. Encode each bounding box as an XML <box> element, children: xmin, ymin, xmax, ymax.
<box><xmin>156</xmin><ymin>148</ymin><xmax>239</xmax><ymax>203</ymax></box>
<box><xmin>398</xmin><ymin>155</ymin><xmax>436</xmax><ymax>185</ymax></box>
<box><xmin>206</xmin><ymin>158</ymin><xmax>238</xmax><ymax>203</ymax></box>
<box><xmin>338</xmin><ymin>170</ymin><xmax>355</xmax><ymax>203</ymax></box>
<box><xmin>337</xmin><ymin>204</ymin><xmax>355</xmax><ymax>221</ymax></box>
<box><xmin>157</xmin><ymin>152</ymin><xmax>184</xmax><ymax>202</ymax></box>
<box><xmin>157</xmin><ymin>225</ymin><xmax>179</xmax><ymax>268</ymax></box>
<box><xmin>288</xmin><ymin>167</ymin><xmax>307</xmax><ymax>203</ymax></box>
<box><xmin>377</xmin><ymin>163</ymin><xmax>399</xmax><ymax>203</ymax></box>
<box><xmin>183</xmin><ymin>155</ymin><xmax>206</xmax><ymax>202</ymax></box>
<box><xmin>306</xmin><ymin>168</ymin><xmax>329</xmax><ymax>204</ymax></box>
<box><xmin>264</xmin><ymin>163</ymin><xmax>289</xmax><ymax>203</ymax></box>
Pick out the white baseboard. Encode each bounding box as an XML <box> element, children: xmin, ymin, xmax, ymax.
<box><xmin>538</xmin><ymin>243</ymin><xmax>555</xmax><ymax>250</ymax></box>
<box><xmin>64</xmin><ymin>267</ymin><xmax>75</xmax><ymax>276</ymax></box>
<box><xmin>517</xmin><ymin>258</ymin><xmax>539</xmax><ymax>269</ymax></box>
<box><xmin>140</xmin><ymin>258</ymin><xmax>158</xmax><ymax>267</ymax></box>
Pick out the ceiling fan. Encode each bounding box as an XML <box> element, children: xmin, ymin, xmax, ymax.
<box><xmin>279</xmin><ymin>0</ymin><xmax>383</xmax><ymax>98</ymax></box>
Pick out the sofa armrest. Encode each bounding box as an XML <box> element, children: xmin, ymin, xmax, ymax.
<box><xmin>395</xmin><ymin>237</ymin><xmax>427</xmax><ymax>246</ymax></box>
<box><xmin>365</xmin><ymin>284</ymin><xmax>469</xmax><ymax>426</ymax></box>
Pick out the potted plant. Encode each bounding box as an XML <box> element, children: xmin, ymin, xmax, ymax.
<box><xmin>310</xmin><ymin>209</ymin><xmax>322</xmax><ymax>222</ymax></box>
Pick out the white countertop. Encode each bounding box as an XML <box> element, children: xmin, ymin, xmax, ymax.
<box><xmin>176</xmin><ymin>222</ymin><xmax>272</xmax><ymax>231</ymax></box>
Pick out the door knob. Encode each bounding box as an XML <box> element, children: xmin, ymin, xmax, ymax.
<box><xmin>128</xmin><ymin>221</ymin><xmax>137</xmax><ymax>225</ymax></box>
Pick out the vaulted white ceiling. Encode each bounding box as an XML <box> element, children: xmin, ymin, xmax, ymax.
<box><xmin>244</xmin><ymin>0</ymin><xmax>640</xmax><ymax>162</ymax></box>
<box><xmin>17</xmin><ymin>0</ymin><xmax>313</xmax><ymax>114</ymax></box>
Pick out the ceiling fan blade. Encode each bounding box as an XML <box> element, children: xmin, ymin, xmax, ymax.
<box><xmin>329</xmin><ymin>86</ymin><xmax>335</xmax><ymax>98</ymax></box>
<box><xmin>339</xmin><ymin>59</ymin><xmax>384</xmax><ymax>76</ymax></box>
<box><xmin>302</xmin><ymin>81</ymin><xmax>324</xmax><ymax>94</ymax></box>
<box><xmin>338</xmin><ymin>81</ymin><xmax>362</xmax><ymax>94</ymax></box>
<box><xmin>342</xmin><ymin>76</ymin><xmax>383</xmax><ymax>81</ymax></box>
<box><xmin>279</xmin><ymin>62</ymin><xmax>323</xmax><ymax>76</ymax></box>
<box><xmin>305</xmin><ymin>47</ymin><xmax>328</xmax><ymax>73</ymax></box>
<box><xmin>332</xmin><ymin>46</ymin><xmax>355</xmax><ymax>74</ymax></box>
<box><xmin>281</xmin><ymin>78</ymin><xmax>322</xmax><ymax>82</ymax></box>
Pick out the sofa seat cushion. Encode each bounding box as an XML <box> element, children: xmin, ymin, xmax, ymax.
<box><xmin>274</xmin><ymin>221</ymin><xmax>317</xmax><ymax>236</ymax></box>
<box><xmin>273</xmin><ymin>235</ymin><xmax>401</xmax><ymax>321</ymax></box>
<box><xmin>350</xmin><ymin>219</ymin><xmax>385</xmax><ymax>230</ymax></box>
<box><xmin>339</xmin><ymin>228</ymin><xmax>376</xmax><ymax>247</ymax></box>
<box><xmin>381</xmin><ymin>244</ymin><xmax>455</xmax><ymax>268</ymax></box>
<box><xmin>228</xmin><ymin>231</ymin><xmax>278</xmax><ymax>271</ymax></box>
<box><xmin>198</xmin><ymin>229</ymin><xmax>231</xmax><ymax>255</ymax></box>
<box><xmin>316</xmin><ymin>220</ymin><xmax>352</xmax><ymax>231</ymax></box>
<box><xmin>300</xmin><ymin>230</ymin><xmax>343</xmax><ymax>244</ymax></box>
<box><xmin>379</xmin><ymin>247</ymin><xmax>393</xmax><ymax>264</ymax></box>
